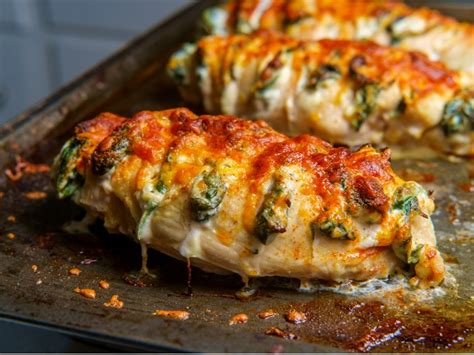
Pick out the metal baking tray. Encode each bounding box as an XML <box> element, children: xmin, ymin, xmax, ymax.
<box><xmin>0</xmin><ymin>1</ymin><xmax>472</xmax><ymax>352</ymax></box>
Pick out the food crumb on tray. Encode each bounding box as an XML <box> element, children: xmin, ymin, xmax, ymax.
<box><xmin>5</xmin><ymin>155</ymin><xmax>50</xmax><ymax>182</ymax></box>
<box><xmin>265</xmin><ymin>327</ymin><xmax>297</xmax><ymax>340</ymax></box>
<box><xmin>285</xmin><ymin>309</ymin><xmax>307</xmax><ymax>324</ymax></box>
<box><xmin>5</xmin><ymin>232</ymin><xmax>15</xmax><ymax>240</ymax></box>
<box><xmin>31</xmin><ymin>264</ymin><xmax>38</xmax><ymax>272</ymax></box>
<box><xmin>24</xmin><ymin>191</ymin><xmax>47</xmax><ymax>200</ymax></box>
<box><xmin>68</xmin><ymin>267</ymin><xmax>81</xmax><ymax>276</ymax></box>
<box><xmin>258</xmin><ymin>309</ymin><xmax>278</xmax><ymax>319</ymax></box>
<box><xmin>153</xmin><ymin>310</ymin><xmax>190</xmax><ymax>320</ymax></box>
<box><xmin>104</xmin><ymin>295</ymin><xmax>124</xmax><ymax>309</ymax></box>
<box><xmin>99</xmin><ymin>280</ymin><xmax>110</xmax><ymax>289</ymax></box>
<box><xmin>74</xmin><ymin>287</ymin><xmax>96</xmax><ymax>299</ymax></box>
<box><xmin>7</xmin><ymin>215</ymin><xmax>16</xmax><ymax>222</ymax></box>
<box><xmin>229</xmin><ymin>313</ymin><xmax>249</xmax><ymax>325</ymax></box>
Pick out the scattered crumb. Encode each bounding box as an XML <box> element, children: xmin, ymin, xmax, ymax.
<box><xmin>68</xmin><ymin>267</ymin><xmax>81</xmax><ymax>276</ymax></box>
<box><xmin>24</xmin><ymin>191</ymin><xmax>47</xmax><ymax>200</ymax></box>
<box><xmin>7</xmin><ymin>215</ymin><xmax>16</xmax><ymax>222</ymax></box>
<box><xmin>446</xmin><ymin>203</ymin><xmax>460</xmax><ymax>224</ymax></box>
<box><xmin>6</xmin><ymin>232</ymin><xmax>15</xmax><ymax>240</ymax></box>
<box><xmin>5</xmin><ymin>156</ymin><xmax>50</xmax><ymax>182</ymax></box>
<box><xmin>31</xmin><ymin>264</ymin><xmax>38</xmax><ymax>272</ymax></box>
<box><xmin>5</xmin><ymin>168</ymin><xmax>22</xmax><ymax>181</ymax></box>
<box><xmin>285</xmin><ymin>309</ymin><xmax>307</xmax><ymax>324</ymax></box>
<box><xmin>229</xmin><ymin>313</ymin><xmax>248</xmax><ymax>325</ymax></box>
<box><xmin>74</xmin><ymin>288</ymin><xmax>96</xmax><ymax>299</ymax></box>
<box><xmin>104</xmin><ymin>295</ymin><xmax>124</xmax><ymax>309</ymax></box>
<box><xmin>0</xmin><ymin>192</ymin><xmax>4</xmax><ymax>199</ymax></box>
<box><xmin>258</xmin><ymin>309</ymin><xmax>278</xmax><ymax>320</ymax></box>
<box><xmin>99</xmin><ymin>280</ymin><xmax>110</xmax><ymax>289</ymax></box>
<box><xmin>25</xmin><ymin>163</ymin><xmax>49</xmax><ymax>173</ymax></box>
<box><xmin>265</xmin><ymin>327</ymin><xmax>297</xmax><ymax>340</ymax></box>
<box><xmin>36</xmin><ymin>279</ymin><xmax>42</xmax><ymax>285</ymax></box>
<box><xmin>153</xmin><ymin>310</ymin><xmax>189</xmax><ymax>320</ymax></box>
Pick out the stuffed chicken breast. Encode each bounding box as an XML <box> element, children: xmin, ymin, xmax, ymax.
<box><xmin>168</xmin><ymin>31</ymin><xmax>473</xmax><ymax>156</ymax></box>
<box><xmin>52</xmin><ymin>108</ymin><xmax>445</xmax><ymax>288</ymax></box>
<box><xmin>200</xmin><ymin>0</ymin><xmax>474</xmax><ymax>74</ymax></box>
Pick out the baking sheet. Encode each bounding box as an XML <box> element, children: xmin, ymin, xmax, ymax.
<box><xmin>0</xmin><ymin>1</ymin><xmax>472</xmax><ymax>352</ymax></box>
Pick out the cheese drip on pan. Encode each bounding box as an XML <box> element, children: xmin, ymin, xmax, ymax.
<box><xmin>52</xmin><ymin>108</ymin><xmax>445</xmax><ymax>289</ymax></box>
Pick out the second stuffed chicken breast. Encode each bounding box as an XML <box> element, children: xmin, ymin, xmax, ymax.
<box><xmin>168</xmin><ymin>31</ymin><xmax>473</xmax><ymax>156</ymax></box>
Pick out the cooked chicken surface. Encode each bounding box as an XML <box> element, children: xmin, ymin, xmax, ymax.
<box><xmin>52</xmin><ymin>108</ymin><xmax>445</xmax><ymax>288</ymax></box>
<box><xmin>200</xmin><ymin>0</ymin><xmax>474</xmax><ymax>74</ymax></box>
<box><xmin>168</xmin><ymin>31</ymin><xmax>474</xmax><ymax>156</ymax></box>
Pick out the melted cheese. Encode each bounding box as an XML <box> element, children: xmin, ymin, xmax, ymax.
<box><xmin>57</xmin><ymin>108</ymin><xmax>446</xmax><ymax>288</ymax></box>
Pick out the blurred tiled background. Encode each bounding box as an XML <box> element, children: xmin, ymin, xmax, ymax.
<box><xmin>0</xmin><ymin>0</ymin><xmax>193</xmax><ymax>124</ymax></box>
